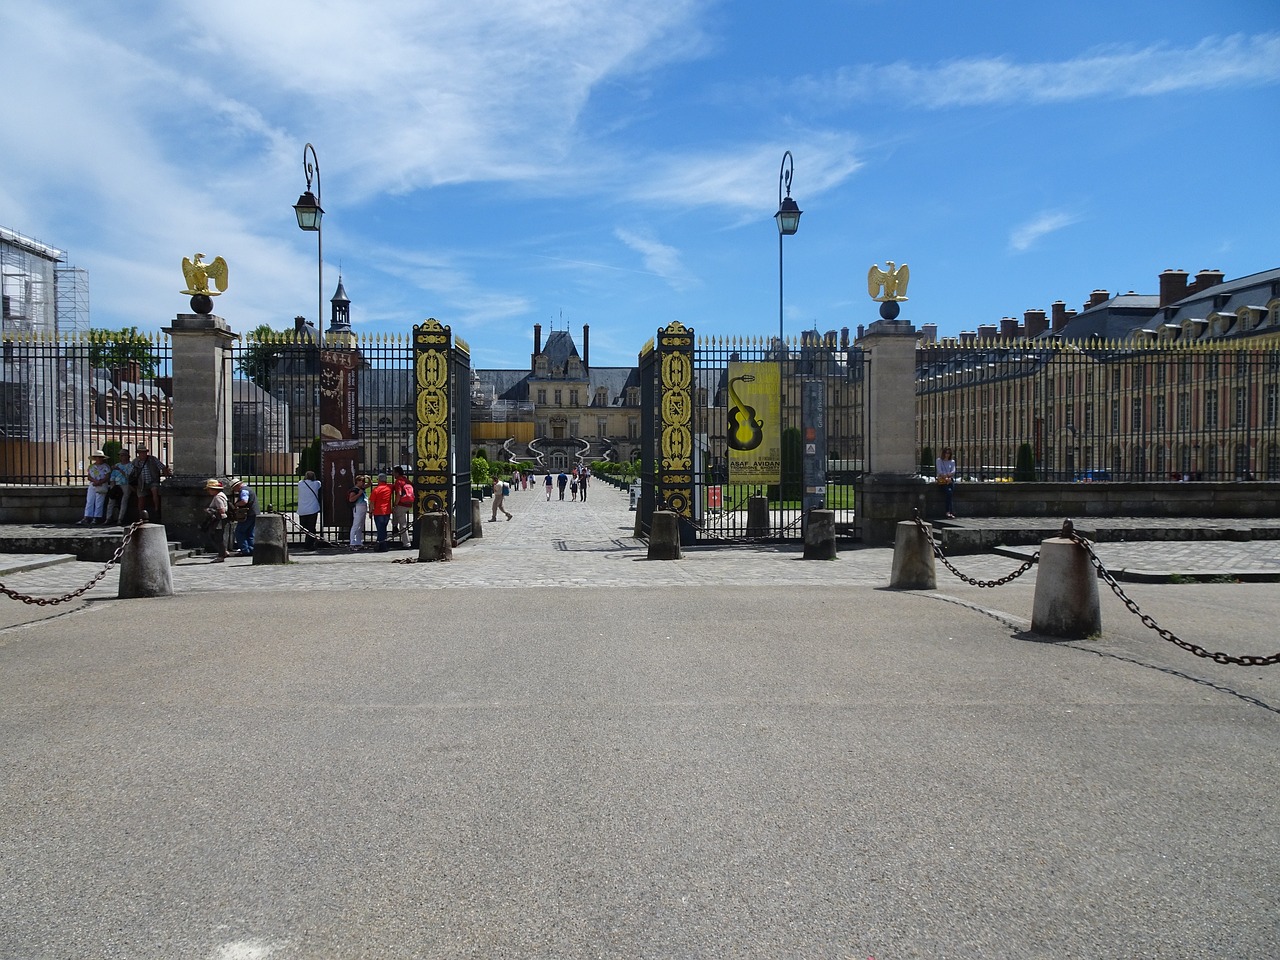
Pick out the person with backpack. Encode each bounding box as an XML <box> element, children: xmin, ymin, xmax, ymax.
<box><xmin>490</xmin><ymin>475</ymin><xmax>512</xmax><ymax>521</ymax></box>
<box><xmin>227</xmin><ymin>478</ymin><xmax>258</xmax><ymax>556</ymax></box>
<box><xmin>390</xmin><ymin>466</ymin><xmax>415</xmax><ymax>549</ymax></box>
<box><xmin>369</xmin><ymin>474</ymin><xmax>394</xmax><ymax>552</ymax></box>
<box><xmin>297</xmin><ymin>470</ymin><xmax>322</xmax><ymax>549</ymax></box>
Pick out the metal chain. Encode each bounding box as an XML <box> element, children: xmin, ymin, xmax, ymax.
<box><xmin>0</xmin><ymin>520</ymin><xmax>148</xmax><ymax>606</ymax></box>
<box><xmin>1066</xmin><ymin>530</ymin><xmax>1280</xmax><ymax>667</ymax></box>
<box><xmin>912</xmin><ymin>512</ymin><xmax>1038</xmax><ymax>588</ymax></box>
<box><xmin>265</xmin><ymin>510</ymin><xmax>346</xmax><ymax>549</ymax></box>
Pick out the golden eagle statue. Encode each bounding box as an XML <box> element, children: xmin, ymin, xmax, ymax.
<box><xmin>181</xmin><ymin>253</ymin><xmax>230</xmax><ymax>296</ymax></box>
<box><xmin>867</xmin><ymin>261</ymin><xmax>909</xmax><ymax>302</ymax></box>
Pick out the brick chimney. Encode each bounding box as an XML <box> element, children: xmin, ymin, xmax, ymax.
<box><xmin>1086</xmin><ymin>289</ymin><xmax>1111</xmax><ymax>310</ymax></box>
<box><xmin>1024</xmin><ymin>309</ymin><xmax>1048</xmax><ymax>338</ymax></box>
<box><xmin>959</xmin><ymin>331</ymin><xmax>976</xmax><ymax>346</ymax></box>
<box><xmin>1191</xmin><ymin>269</ymin><xmax>1225</xmax><ymax>295</ymax></box>
<box><xmin>582</xmin><ymin>324</ymin><xmax>589</xmax><ymax>367</ymax></box>
<box><xmin>977</xmin><ymin>323</ymin><xmax>998</xmax><ymax>342</ymax></box>
<box><xmin>920</xmin><ymin>323</ymin><xmax>937</xmax><ymax>344</ymax></box>
<box><xmin>1159</xmin><ymin>269</ymin><xmax>1189</xmax><ymax>306</ymax></box>
<box><xmin>533</xmin><ymin>323</ymin><xmax>542</xmax><ymax>356</ymax></box>
<box><xmin>1000</xmin><ymin>317</ymin><xmax>1020</xmax><ymax>339</ymax></box>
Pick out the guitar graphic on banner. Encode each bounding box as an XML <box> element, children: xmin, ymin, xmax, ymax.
<box><xmin>727</xmin><ymin>375</ymin><xmax>765</xmax><ymax>451</ymax></box>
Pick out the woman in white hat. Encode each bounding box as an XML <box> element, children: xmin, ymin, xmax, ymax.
<box><xmin>79</xmin><ymin>451</ymin><xmax>111</xmax><ymax>525</ymax></box>
<box><xmin>203</xmin><ymin>479</ymin><xmax>230</xmax><ymax>562</ymax></box>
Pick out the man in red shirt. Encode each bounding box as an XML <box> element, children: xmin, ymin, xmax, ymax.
<box><xmin>369</xmin><ymin>473</ymin><xmax>394</xmax><ymax>552</ymax></box>
<box><xmin>390</xmin><ymin>466</ymin><xmax>415</xmax><ymax>549</ymax></box>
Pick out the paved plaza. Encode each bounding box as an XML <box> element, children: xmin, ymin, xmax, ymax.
<box><xmin>2</xmin><ymin>481</ymin><xmax>1278</xmax><ymax>958</ymax></box>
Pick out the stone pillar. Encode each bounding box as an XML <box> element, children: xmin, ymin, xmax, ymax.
<box><xmin>418</xmin><ymin>511</ymin><xmax>453</xmax><ymax>562</ymax></box>
<box><xmin>889</xmin><ymin>519</ymin><xmax>937</xmax><ymax>589</ymax></box>
<box><xmin>1032</xmin><ymin>537</ymin><xmax>1101</xmax><ymax>638</ymax></box>
<box><xmin>252</xmin><ymin>514</ymin><xmax>289</xmax><ymax>565</ymax></box>
<box><xmin>470</xmin><ymin>499</ymin><xmax>483</xmax><ymax>538</ymax></box>
<box><xmin>648</xmin><ymin>510</ymin><xmax>682</xmax><ymax>560</ymax></box>
<box><xmin>161</xmin><ymin>313</ymin><xmax>237</xmax><ymax>548</ymax></box>
<box><xmin>856</xmin><ymin>317</ymin><xmax>922</xmax><ymax>546</ymax></box>
<box><xmin>117</xmin><ymin>523</ymin><xmax>174</xmax><ymax>598</ymax></box>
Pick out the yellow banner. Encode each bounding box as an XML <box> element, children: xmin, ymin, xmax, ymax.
<box><xmin>726</xmin><ymin>361</ymin><xmax>780</xmax><ymax>483</ymax></box>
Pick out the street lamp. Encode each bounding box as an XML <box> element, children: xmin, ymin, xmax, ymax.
<box><xmin>293</xmin><ymin>142</ymin><xmax>325</xmax><ymax>337</ymax></box>
<box><xmin>775</xmin><ymin>151</ymin><xmax>801</xmax><ymax>516</ymax></box>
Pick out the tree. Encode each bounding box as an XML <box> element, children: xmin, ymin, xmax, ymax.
<box><xmin>238</xmin><ymin>324</ymin><xmax>289</xmax><ymax>391</ymax></box>
<box><xmin>88</xmin><ymin>327</ymin><xmax>161</xmax><ymax>378</ymax></box>
<box><xmin>1014</xmin><ymin>443</ymin><xmax>1037</xmax><ymax>482</ymax></box>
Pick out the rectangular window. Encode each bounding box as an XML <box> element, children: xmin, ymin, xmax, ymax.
<box><xmin>1177</xmin><ymin>393</ymin><xmax>1190</xmax><ymax>429</ymax></box>
<box><xmin>1234</xmin><ymin>387</ymin><xmax>1248</xmax><ymax>426</ymax></box>
<box><xmin>1266</xmin><ymin>384</ymin><xmax>1278</xmax><ymax>425</ymax></box>
<box><xmin>1084</xmin><ymin>403</ymin><xmax>1093</xmax><ymax>434</ymax></box>
<box><xmin>570</xmin><ymin>389</ymin><xmax>579</xmax><ymax>406</ymax></box>
<box><xmin>1131</xmin><ymin>397</ymin><xmax>1142</xmax><ymax>431</ymax></box>
<box><xmin>1154</xmin><ymin>396</ymin><xmax>1166</xmax><ymax>431</ymax></box>
<box><xmin>1112</xmin><ymin>369</ymin><xmax>1122</xmax><ymax>391</ymax></box>
<box><xmin>554</xmin><ymin>389</ymin><xmax>562</xmax><ymax>405</ymax></box>
<box><xmin>1133</xmin><ymin>365</ymin><xmax>1145</xmax><ymax>390</ymax></box>
<box><xmin>1205</xmin><ymin>389</ymin><xmax>1219</xmax><ymax>427</ymax></box>
<box><xmin>597</xmin><ymin>418</ymin><xmax>608</xmax><ymax>437</ymax></box>
<box><xmin>536</xmin><ymin>389</ymin><xmax>546</xmax><ymax>405</ymax></box>
<box><xmin>1206</xmin><ymin>355</ymin><xmax>1219</xmax><ymax>379</ymax></box>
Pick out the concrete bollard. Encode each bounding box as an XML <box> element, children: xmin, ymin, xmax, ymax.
<box><xmin>252</xmin><ymin>514</ymin><xmax>289</xmax><ymax>565</ymax></box>
<box><xmin>889</xmin><ymin>519</ymin><xmax>937</xmax><ymax>590</ymax></box>
<box><xmin>803</xmin><ymin>509</ymin><xmax>838</xmax><ymax>560</ymax></box>
<box><xmin>1032</xmin><ymin>536</ymin><xmax>1101</xmax><ymax>638</ymax></box>
<box><xmin>746</xmin><ymin>495</ymin><xmax>770</xmax><ymax>538</ymax></box>
<box><xmin>647</xmin><ymin>510</ymin><xmax>682</xmax><ymax>560</ymax></box>
<box><xmin>471</xmin><ymin>499</ymin><xmax>483</xmax><ymax>538</ymax></box>
<box><xmin>417</xmin><ymin>511</ymin><xmax>453</xmax><ymax>562</ymax></box>
<box><xmin>117</xmin><ymin>523</ymin><xmax>174</xmax><ymax>598</ymax></box>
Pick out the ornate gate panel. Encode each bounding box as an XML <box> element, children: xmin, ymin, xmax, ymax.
<box><xmin>413</xmin><ymin>318</ymin><xmax>473</xmax><ymax>541</ymax></box>
<box><xmin>657</xmin><ymin>321</ymin><xmax>695</xmax><ymax>541</ymax></box>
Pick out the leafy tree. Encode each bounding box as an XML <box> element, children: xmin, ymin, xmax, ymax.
<box><xmin>88</xmin><ymin>327</ymin><xmax>161</xmax><ymax>378</ymax></box>
<box><xmin>470</xmin><ymin>455</ymin><xmax>491</xmax><ymax>486</ymax></box>
<box><xmin>238</xmin><ymin>324</ymin><xmax>289</xmax><ymax>392</ymax></box>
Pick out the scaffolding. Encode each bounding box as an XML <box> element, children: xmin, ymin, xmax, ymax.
<box><xmin>0</xmin><ymin>225</ymin><xmax>64</xmax><ymax>336</ymax></box>
<box><xmin>55</xmin><ymin>265</ymin><xmax>90</xmax><ymax>336</ymax></box>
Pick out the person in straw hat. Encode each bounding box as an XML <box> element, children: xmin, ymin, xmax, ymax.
<box><xmin>78</xmin><ymin>451</ymin><xmax>111</xmax><ymax>525</ymax></box>
<box><xmin>202</xmin><ymin>478</ymin><xmax>230</xmax><ymax>562</ymax></box>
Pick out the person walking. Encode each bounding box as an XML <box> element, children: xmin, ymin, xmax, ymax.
<box><xmin>557</xmin><ymin>471</ymin><xmax>568</xmax><ymax>500</ymax></box>
<box><xmin>390</xmin><ymin>466</ymin><xmax>415</xmax><ymax>549</ymax></box>
<box><xmin>370</xmin><ymin>473</ymin><xmax>393</xmax><ymax>551</ymax></box>
<box><xmin>936</xmin><ymin>446</ymin><xmax>957</xmax><ymax>519</ymax></box>
<box><xmin>79</xmin><ymin>451</ymin><xmax>111</xmax><ymax>525</ymax></box>
<box><xmin>490</xmin><ymin>475</ymin><xmax>512</xmax><ymax>521</ymax></box>
<box><xmin>544</xmin><ymin>473</ymin><xmax>553</xmax><ymax>501</ymax></box>
<box><xmin>579</xmin><ymin>465</ymin><xmax>589</xmax><ymax>501</ymax></box>
<box><xmin>348</xmin><ymin>475</ymin><xmax>369</xmax><ymax>550</ymax></box>
<box><xmin>297</xmin><ymin>470</ymin><xmax>322</xmax><ymax>549</ymax></box>
<box><xmin>106</xmin><ymin>449</ymin><xmax>132</xmax><ymax>525</ymax></box>
<box><xmin>228</xmin><ymin>478</ymin><xmax>259</xmax><ymax>556</ymax></box>
<box><xmin>202</xmin><ymin>478</ymin><xmax>230</xmax><ymax>562</ymax></box>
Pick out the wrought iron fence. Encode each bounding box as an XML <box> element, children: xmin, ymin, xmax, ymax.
<box><xmin>1</xmin><ymin>331</ymin><xmax>174</xmax><ymax>485</ymax></box>
<box><xmin>639</xmin><ymin>327</ymin><xmax>869</xmax><ymax>542</ymax></box>
<box><xmin>917</xmin><ymin>339</ymin><xmax>1280</xmax><ymax>482</ymax></box>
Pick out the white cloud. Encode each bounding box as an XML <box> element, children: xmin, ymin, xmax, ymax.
<box><xmin>807</xmin><ymin>33</ymin><xmax>1280</xmax><ymax>108</ymax></box>
<box><xmin>614</xmin><ymin>228</ymin><xmax>696</xmax><ymax>290</ymax></box>
<box><xmin>1009</xmin><ymin>211</ymin><xmax>1082</xmax><ymax>253</ymax></box>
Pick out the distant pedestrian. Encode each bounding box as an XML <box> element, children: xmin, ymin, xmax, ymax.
<box><xmin>348</xmin><ymin>475</ymin><xmax>368</xmax><ymax>550</ymax></box>
<box><xmin>579</xmin><ymin>466</ymin><xmax>589</xmax><ymax>502</ymax></box>
<box><xmin>79</xmin><ymin>451</ymin><xmax>110</xmax><ymax>525</ymax></box>
<box><xmin>490</xmin><ymin>476</ymin><xmax>512</xmax><ymax>521</ymax></box>
<box><xmin>202</xmin><ymin>478</ymin><xmax>230</xmax><ymax>562</ymax></box>
<box><xmin>130</xmin><ymin>446</ymin><xmax>169</xmax><ymax>521</ymax></box>
<box><xmin>228</xmin><ymin>478</ymin><xmax>259</xmax><ymax>556</ymax></box>
<box><xmin>297</xmin><ymin>470</ymin><xmax>322</xmax><ymax>549</ymax></box>
<box><xmin>545</xmin><ymin>473</ymin><xmax>553</xmax><ymax>500</ymax></box>
<box><xmin>106</xmin><ymin>449</ymin><xmax>132</xmax><ymax>525</ymax></box>
<box><xmin>570</xmin><ymin>478</ymin><xmax>578</xmax><ymax>501</ymax></box>
<box><xmin>391</xmin><ymin>466</ymin><xmax>415</xmax><ymax>548</ymax></box>
<box><xmin>370</xmin><ymin>473</ymin><xmax>393</xmax><ymax>551</ymax></box>
<box><xmin>936</xmin><ymin>447</ymin><xmax>957</xmax><ymax>519</ymax></box>
<box><xmin>557</xmin><ymin>472</ymin><xmax>568</xmax><ymax>500</ymax></box>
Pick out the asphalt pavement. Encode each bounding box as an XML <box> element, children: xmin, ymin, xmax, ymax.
<box><xmin>1</xmin><ymin>481</ymin><xmax>1278</xmax><ymax>958</ymax></box>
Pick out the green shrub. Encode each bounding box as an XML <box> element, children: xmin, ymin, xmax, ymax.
<box><xmin>1014</xmin><ymin>443</ymin><xmax>1037</xmax><ymax>482</ymax></box>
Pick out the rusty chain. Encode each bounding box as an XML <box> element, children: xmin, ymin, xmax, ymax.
<box><xmin>912</xmin><ymin>512</ymin><xmax>1038</xmax><ymax>588</ymax></box>
<box><xmin>1065</xmin><ymin>528</ymin><xmax>1280</xmax><ymax>667</ymax></box>
<box><xmin>0</xmin><ymin>520</ymin><xmax>148</xmax><ymax>607</ymax></box>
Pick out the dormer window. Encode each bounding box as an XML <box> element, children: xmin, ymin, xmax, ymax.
<box><xmin>535</xmin><ymin>356</ymin><xmax>548</xmax><ymax>376</ymax></box>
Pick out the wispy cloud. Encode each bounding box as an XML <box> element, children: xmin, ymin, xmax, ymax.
<box><xmin>1009</xmin><ymin>211</ymin><xmax>1081</xmax><ymax>253</ymax></box>
<box><xmin>804</xmin><ymin>33</ymin><xmax>1280</xmax><ymax>108</ymax></box>
<box><xmin>614</xmin><ymin>228</ymin><xmax>696</xmax><ymax>291</ymax></box>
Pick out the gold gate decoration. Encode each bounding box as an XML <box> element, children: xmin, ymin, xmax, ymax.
<box><xmin>414</xmin><ymin>318</ymin><xmax>452</xmax><ymax>514</ymax></box>
<box><xmin>658</xmin><ymin>320</ymin><xmax>694</xmax><ymax>519</ymax></box>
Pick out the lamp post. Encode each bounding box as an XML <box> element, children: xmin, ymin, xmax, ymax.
<box><xmin>775</xmin><ymin>151</ymin><xmax>801</xmax><ymax>514</ymax></box>
<box><xmin>293</xmin><ymin>143</ymin><xmax>325</xmax><ymax>337</ymax></box>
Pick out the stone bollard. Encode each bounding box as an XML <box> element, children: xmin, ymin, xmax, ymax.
<box><xmin>117</xmin><ymin>523</ymin><xmax>174</xmax><ymax>598</ymax></box>
<box><xmin>803</xmin><ymin>509</ymin><xmax>838</xmax><ymax>560</ymax></box>
<box><xmin>746</xmin><ymin>495</ymin><xmax>770</xmax><ymax>538</ymax></box>
<box><xmin>647</xmin><ymin>510</ymin><xmax>682</xmax><ymax>560</ymax></box>
<box><xmin>889</xmin><ymin>518</ymin><xmax>937</xmax><ymax>590</ymax></box>
<box><xmin>1032</xmin><ymin>530</ymin><xmax>1101</xmax><ymax>638</ymax></box>
<box><xmin>418</xmin><ymin>511</ymin><xmax>453</xmax><ymax>562</ymax></box>
<box><xmin>471</xmin><ymin>499</ymin><xmax>483</xmax><ymax>538</ymax></box>
<box><xmin>252</xmin><ymin>514</ymin><xmax>289</xmax><ymax>565</ymax></box>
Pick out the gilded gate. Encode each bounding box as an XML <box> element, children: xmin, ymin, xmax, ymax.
<box><xmin>413</xmin><ymin>318</ymin><xmax>473</xmax><ymax>538</ymax></box>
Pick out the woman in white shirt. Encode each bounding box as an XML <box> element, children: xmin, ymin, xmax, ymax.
<box><xmin>936</xmin><ymin>447</ymin><xmax>957</xmax><ymax>518</ymax></box>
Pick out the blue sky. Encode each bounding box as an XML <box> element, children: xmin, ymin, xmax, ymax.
<box><xmin>2</xmin><ymin>1</ymin><xmax>1277</xmax><ymax>368</ymax></box>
